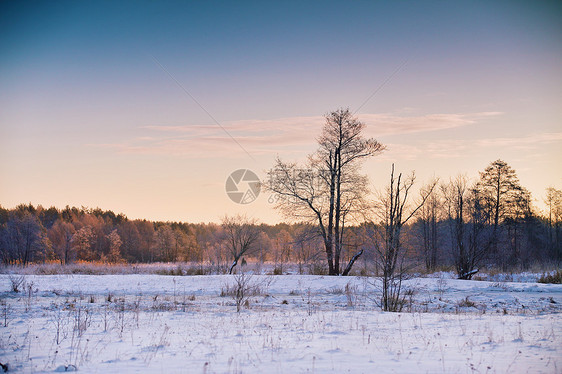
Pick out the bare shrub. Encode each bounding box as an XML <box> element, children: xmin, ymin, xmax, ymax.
<box><xmin>310</xmin><ymin>264</ymin><xmax>328</xmax><ymax>275</ymax></box>
<box><xmin>436</xmin><ymin>274</ymin><xmax>447</xmax><ymax>298</ymax></box>
<box><xmin>327</xmin><ymin>286</ymin><xmax>345</xmax><ymax>295</ymax></box>
<box><xmin>50</xmin><ymin>303</ymin><xmax>68</xmax><ymax>345</ymax></box>
<box><xmin>72</xmin><ymin>303</ymin><xmax>91</xmax><ymax>337</ymax></box>
<box><xmin>221</xmin><ymin>273</ymin><xmax>272</xmax><ymax>312</ymax></box>
<box><xmin>24</xmin><ymin>281</ymin><xmax>36</xmax><ymax>312</ymax></box>
<box><xmin>305</xmin><ymin>288</ymin><xmax>317</xmax><ymax>315</ymax></box>
<box><xmin>8</xmin><ymin>275</ymin><xmax>25</xmax><ymax>293</ymax></box>
<box><xmin>115</xmin><ymin>298</ymin><xmax>126</xmax><ymax>337</ymax></box>
<box><xmin>457</xmin><ymin>296</ymin><xmax>477</xmax><ymax>308</ymax></box>
<box><xmin>345</xmin><ymin>283</ymin><xmax>358</xmax><ymax>308</ymax></box>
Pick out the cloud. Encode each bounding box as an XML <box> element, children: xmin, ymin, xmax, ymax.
<box><xmin>476</xmin><ymin>132</ymin><xmax>562</xmax><ymax>149</ymax></box>
<box><xmin>379</xmin><ymin>132</ymin><xmax>562</xmax><ymax>161</ymax></box>
<box><xmin>90</xmin><ymin>111</ymin><xmax>503</xmax><ymax>158</ymax></box>
<box><xmin>361</xmin><ymin>112</ymin><xmax>502</xmax><ymax>137</ymax></box>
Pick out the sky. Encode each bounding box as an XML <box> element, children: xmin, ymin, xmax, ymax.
<box><xmin>1</xmin><ymin>0</ymin><xmax>561</xmax><ymax>224</ymax></box>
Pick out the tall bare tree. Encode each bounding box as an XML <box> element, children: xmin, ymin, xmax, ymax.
<box><xmin>417</xmin><ymin>181</ymin><xmax>442</xmax><ymax>271</ymax></box>
<box><xmin>371</xmin><ymin>165</ymin><xmax>436</xmax><ymax>311</ymax></box>
<box><xmin>221</xmin><ymin>214</ymin><xmax>260</xmax><ymax>274</ymax></box>
<box><xmin>267</xmin><ymin>108</ymin><xmax>384</xmax><ymax>275</ymax></box>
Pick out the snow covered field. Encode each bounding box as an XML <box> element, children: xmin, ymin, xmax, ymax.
<box><xmin>1</xmin><ymin>274</ymin><xmax>560</xmax><ymax>373</ymax></box>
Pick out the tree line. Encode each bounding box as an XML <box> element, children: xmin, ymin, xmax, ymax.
<box><xmin>0</xmin><ymin>173</ymin><xmax>559</xmax><ymax>275</ymax></box>
<box><xmin>0</xmin><ymin>204</ymin><xmax>325</xmax><ymax>272</ymax></box>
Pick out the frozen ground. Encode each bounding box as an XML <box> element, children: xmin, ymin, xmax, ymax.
<box><xmin>0</xmin><ymin>274</ymin><xmax>560</xmax><ymax>373</ymax></box>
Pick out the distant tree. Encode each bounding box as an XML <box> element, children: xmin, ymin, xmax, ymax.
<box><xmin>475</xmin><ymin>160</ymin><xmax>523</xmax><ymax>253</ymax></box>
<box><xmin>38</xmin><ymin>206</ymin><xmax>60</xmax><ymax>229</ymax></box>
<box><xmin>168</xmin><ymin>227</ymin><xmax>199</xmax><ymax>262</ymax></box>
<box><xmin>272</xmin><ymin>229</ymin><xmax>292</xmax><ymax>273</ymax></box>
<box><xmin>197</xmin><ymin>223</ymin><xmax>228</xmax><ymax>271</ymax></box>
<box><xmin>0</xmin><ymin>205</ymin><xmax>9</xmax><ymax>226</ymax></box>
<box><xmin>106</xmin><ymin>229</ymin><xmax>123</xmax><ymax>263</ymax></box>
<box><xmin>1</xmin><ymin>211</ymin><xmax>46</xmax><ymax>265</ymax></box>
<box><xmin>48</xmin><ymin>220</ymin><xmax>76</xmax><ymax>264</ymax></box>
<box><xmin>255</xmin><ymin>231</ymin><xmax>272</xmax><ymax>265</ymax></box>
<box><xmin>504</xmin><ymin>187</ymin><xmax>533</xmax><ymax>268</ymax></box>
<box><xmin>221</xmin><ymin>214</ymin><xmax>260</xmax><ymax>274</ymax></box>
<box><xmin>153</xmin><ymin>225</ymin><xmax>175</xmax><ymax>262</ymax></box>
<box><xmin>71</xmin><ymin>225</ymin><xmax>95</xmax><ymax>261</ymax></box>
<box><xmin>291</xmin><ymin>224</ymin><xmax>323</xmax><ymax>274</ymax></box>
<box><xmin>136</xmin><ymin>220</ymin><xmax>155</xmax><ymax>262</ymax></box>
<box><xmin>545</xmin><ymin>187</ymin><xmax>562</xmax><ymax>261</ymax></box>
<box><xmin>442</xmin><ymin>176</ymin><xmax>491</xmax><ymax>279</ymax></box>
<box><xmin>204</xmin><ymin>225</ymin><xmax>229</xmax><ymax>272</ymax></box>
<box><xmin>117</xmin><ymin>220</ymin><xmax>141</xmax><ymax>262</ymax></box>
<box><xmin>417</xmin><ymin>181</ymin><xmax>442</xmax><ymax>271</ymax></box>
<box><xmin>267</xmin><ymin>108</ymin><xmax>384</xmax><ymax>275</ymax></box>
<box><xmin>177</xmin><ymin>228</ymin><xmax>201</xmax><ymax>262</ymax></box>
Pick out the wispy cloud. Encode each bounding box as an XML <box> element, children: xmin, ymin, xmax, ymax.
<box><xmin>476</xmin><ymin>132</ymin><xmax>562</xmax><ymax>149</ymax></box>
<box><xmin>361</xmin><ymin>112</ymin><xmax>502</xmax><ymax>137</ymax></box>
<box><xmin>380</xmin><ymin>132</ymin><xmax>562</xmax><ymax>161</ymax></box>
<box><xmin>90</xmin><ymin>112</ymin><xmax>503</xmax><ymax>158</ymax></box>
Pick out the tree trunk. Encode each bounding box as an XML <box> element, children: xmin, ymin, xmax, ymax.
<box><xmin>342</xmin><ymin>249</ymin><xmax>363</xmax><ymax>276</ymax></box>
<box><xmin>229</xmin><ymin>258</ymin><xmax>238</xmax><ymax>274</ymax></box>
<box><xmin>324</xmin><ymin>239</ymin><xmax>334</xmax><ymax>275</ymax></box>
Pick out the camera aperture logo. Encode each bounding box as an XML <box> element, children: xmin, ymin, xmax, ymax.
<box><xmin>225</xmin><ymin>169</ymin><xmax>261</xmax><ymax>204</ymax></box>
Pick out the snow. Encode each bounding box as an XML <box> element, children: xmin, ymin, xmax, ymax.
<box><xmin>0</xmin><ymin>274</ymin><xmax>560</xmax><ymax>373</ymax></box>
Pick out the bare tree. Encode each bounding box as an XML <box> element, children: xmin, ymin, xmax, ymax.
<box><xmin>545</xmin><ymin>187</ymin><xmax>562</xmax><ymax>261</ymax></box>
<box><xmin>221</xmin><ymin>214</ymin><xmax>260</xmax><ymax>274</ymax></box>
<box><xmin>48</xmin><ymin>220</ymin><xmax>75</xmax><ymax>264</ymax></box>
<box><xmin>1</xmin><ymin>211</ymin><xmax>47</xmax><ymax>265</ymax></box>
<box><xmin>272</xmin><ymin>229</ymin><xmax>292</xmax><ymax>273</ymax></box>
<box><xmin>504</xmin><ymin>187</ymin><xmax>532</xmax><ymax>268</ymax></box>
<box><xmin>135</xmin><ymin>220</ymin><xmax>155</xmax><ymax>262</ymax></box>
<box><xmin>199</xmin><ymin>224</ymin><xmax>229</xmax><ymax>273</ymax></box>
<box><xmin>117</xmin><ymin>220</ymin><xmax>141</xmax><ymax>262</ymax></box>
<box><xmin>442</xmin><ymin>176</ymin><xmax>490</xmax><ymax>279</ymax></box>
<box><xmin>417</xmin><ymin>181</ymin><xmax>442</xmax><ymax>271</ymax></box>
<box><xmin>291</xmin><ymin>224</ymin><xmax>323</xmax><ymax>274</ymax></box>
<box><xmin>267</xmin><ymin>108</ymin><xmax>384</xmax><ymax>275</ymax></box>
<box><xmin>371</xmin><ymin>165</ymin><xmax>436</xmax><ymax>311</ymax></box>
<box><xmin>153</xmin><ymin>224</ymin><xmax>175</xmax><ymax>262</ymax></box>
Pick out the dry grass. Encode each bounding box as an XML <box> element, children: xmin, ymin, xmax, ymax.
<box><xmin>538</xmin><ymin>270</ymin><xmax>562</xmax><ymax>284</ymax></box>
